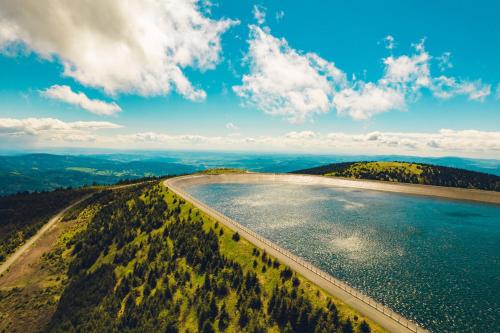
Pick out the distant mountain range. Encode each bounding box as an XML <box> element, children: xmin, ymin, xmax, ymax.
<box><xmin>1</xmin><ymin>151</ymin><xmax>499</xmax><ymax>195</ymax></box>
<box><xmin>0</xmin><ymin>153</ymin><xmax>197</xmax><ymax>196</ymax></box>
<box><xmin>293</xmin><ymin>161</ymin><xmax>500</xmax><ymax>192</ymax></box>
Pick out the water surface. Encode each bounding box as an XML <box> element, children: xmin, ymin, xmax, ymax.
<box><xmin>187</xmin><ymin>182</ymin><xmax>500</xmax><ymax>333</ymax></box>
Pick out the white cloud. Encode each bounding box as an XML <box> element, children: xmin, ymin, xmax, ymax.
<box><xmin>233</xmin><ymin>26</ymin><xmax>345</xmax><ymax>123</ymax></box>
<box><xmin>226</xmin><ymin>122</ymin><xmax>239</xmax><ymax>130</ymax></box>
<box><xmin>0</xmin><ymin>117</ymin><xmax>121</xmax><ymax>144</ymax></box>
<box><xmin>432</xmin><ymin>76</ymin><xmax>491</xmax><ymax>102</ymax></box>
<box><xmin>333</xmin><ymin>83</ymin><xmax>405</xmax><ymax>120</ymax></box>
<box><xmin>384</xmin><ymin>35</ymin><xmax>395</xmax><ymax>50</ymax></box>
<box><xmin>41</xmin><ymin>85</ymin><xmax>121</xmax><ymax>116</ymax></box>
<box><xmin>1</xmin><ymin>117</ymin><xmax>499</xmax><ymax>158</ymax></box>
<box><xmin>454</xmin><ymin>81</ymin><xmax>491</xmax><ymax>101</ymax></box>
<box><xmin>275</xmin><ymin>10</ymin><xmax>285</xmax><ymax>22</ymax></box>
<box><xmin>236</xmin><ymin>32</ymin><xmax>491</xmax><ymax>122</ymax></box>
<box><xmin>382</xmin><ymin>50</ymin><xmax>431</xmax><ymax>89</ymax></box>
<box><xmin>118</xmin><ymin>128</ymin><xmax>500</xmax><ymax>158</ymax></box>
<box><xmin>0</xmin><ymin>0</ymin><xmax>237</xmax><ymax>100</ymax></box>
<box><xmin>333</xmin><ymin>40</ymin><xmax>430</xmax><ymax>120</ymax></box>
<box><xmin>285</xmin><ymin>131</ymin><xmax>316</xmax><ymax>139</ymax></box>
<box><xmin>252</xmin><ymin>5</ymin><xmax>267</xmax><ymax>25</ymax></box>
<box><xmin>437</xmin><ymin>52</ymin><xmax>453</xmax><ymax>71</ymax></box>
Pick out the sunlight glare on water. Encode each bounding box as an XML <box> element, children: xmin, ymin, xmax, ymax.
<box><xmin>186</xmin><ymin>182</ymin><xmax>500</xmax><ymax>333</ymax></box>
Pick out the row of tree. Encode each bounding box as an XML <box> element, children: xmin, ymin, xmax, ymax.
<box><xmin>46</xmin><ymin>183</ymin><xmax>371</xmax><ymax>332</ymax></box>
<box><xmin>294</xmin><ymin>161</ymin><xmax>500</xmax><ymax>191</ymax></box>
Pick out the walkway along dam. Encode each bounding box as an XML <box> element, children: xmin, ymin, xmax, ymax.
<box><xmin>163</xmin><ymin>172</ymin><xmax>500</xmax><ymax>333</ymax></box>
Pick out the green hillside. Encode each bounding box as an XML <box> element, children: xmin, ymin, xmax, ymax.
<box><xmin>1</xmin><ymin>181</ymin><xmax>383</xmax><ymax>333</ymax></box>
<box><xmin>0</xmin><ymin>154</ymin><xmax>198</xmax><ymax>196</ymax></box>
<box><xmin>0</xmin><ymin>188</ymin><xmax>93</xmax><ymax>263</ymax></box>
<box><xmin>293</xmin><ymin>161</ymin><xmax>500</xmax><ymax>191</ymax></box>
<box><xmin>198</xmin><ymin>168</ymin><xmax>248</xmax><ymax>175</ymax></box>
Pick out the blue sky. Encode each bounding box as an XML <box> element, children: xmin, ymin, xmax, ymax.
<box><xmin>0</xmin><ymin>0</ymin><xmax>499</xmax><ymax>158</ymax></box>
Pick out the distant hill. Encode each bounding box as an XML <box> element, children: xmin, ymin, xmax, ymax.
<box><xmin>0</xmin><ymin>154</ymin><xmax>199</xmax><ymax>196</ymax></box>
<box><xmin>2</xmin><ymin>152</ymin><xmax>500</xmax><ymax>195</ymax></box>
<box><xmin>293</xmin><ymin>161</ymin><xmax>500</xmax><ymax>192</ymax></box>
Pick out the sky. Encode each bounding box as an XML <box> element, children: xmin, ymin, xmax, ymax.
<box><xmin>0</xmin><ymin>0</ymin><xmax>499</xmax><ymax>158</ymax></box>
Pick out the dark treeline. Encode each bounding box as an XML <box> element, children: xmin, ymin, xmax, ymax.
<box><xmin>0</xmin><ymin>188</ymin><xmax>92</xmax><ymax>262</ymax></box>
<box><xmin>45</xmin><ymin>183</ymin><xmax>369</xmax><ymax>333</ymax></box>
<box><xmin>112</xmin><ymin>175</ymin><xmax>169</xmax><ymax>185</ymax></box>
<box><xmin>293</xmin><ymin>161</ymin><xmax>500</xmax><ymax>191</ymax></box>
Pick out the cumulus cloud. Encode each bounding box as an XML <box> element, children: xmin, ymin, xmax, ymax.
<box><xmin>226</xmin><ymin>122</ymin><xmax>239</xmax><ymax>130</ymax></box>
<box><xmin>382</xmin><ymin>49</ymin><xmax>431</xmax><ymax>89</ymax></box>
<box><xmin>0</xmin><ymin>117</ymin><xmax>121</xmax><ymax>134</ymax></box>
<box><xmin>1</xmin><ymin>117</ymin><xmax>499</xmax><ymax>157</ymax></box>
<box><xmin>431</xmin><ymin>76</ymin><xmax>491</xmax><ymax>101</ymax></box>
<box><xmin>333</xmin><ymin>40</ymin><xmax>430</xmax><ymax>119</ymax></box>
<box><xmin>437</xmin><ymin>52</ymin><xmax>453</xmax><ymax>71</ymax></box>
<box><xmin>0</xmin><ymin>0</ymin><xmax>237</xmax><ymax>100</ymax></box>
<box><xmin>233</xmin><ymin>25</ymin><xmax>345</xmax><ymax>123</ymax></box>
<box><xmin>253</xmin><ymin>5</ymin><xmax>267</xmax><ymax>25</ymax></box>
<box><xmin>0</xmin><ymin>117</ymin><xmax>121</xmax><ymax>143</ymax></box>
<box><xmin>384</xmin><ymin>35</ymin><xmax>395</xmax><ymax>50</ymax></box>
<box><xmin>285</xmin><ymin>131</ymin><xmax>316</xmax><ymax>139</ymax></box>
<box><xmin>236</xmin><ymin>31</ymin><xmax>491</xmax><ymax>122</ymax></box>
<box><xmin>41</xmin><ymin>85</ymin><xmax>121</xmax><ymax>116</ymax></box>
<box><xmin>118</xmin><ymin>128</ymin><xmax>500</xmax><ymax>158</ymax></box>
<box><xmin>333</xmin><ymin>83</ymin><xmax>405</xmax><ymax>120</ymax></box>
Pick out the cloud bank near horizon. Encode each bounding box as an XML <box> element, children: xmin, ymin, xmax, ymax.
<box><xmin>1</xmin><ymin>117</ymin><xmax>499</xmax><ymax>159</ymax></box>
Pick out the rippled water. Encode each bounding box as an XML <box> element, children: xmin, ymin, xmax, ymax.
<box><xmin>186</xmin><ymin>182</ymin><xmax>500</xmax><ymax>333</ymax></box>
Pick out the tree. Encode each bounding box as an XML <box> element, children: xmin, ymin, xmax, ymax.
<box><xmin>218</xmin><ymin>303</ymin><xmax>230</xmax><ymax>331</ymax></box>
<box><xmin>200</xmin><ymin>320</ymin><xmax>215</xmax><ymax>333</ymax></box>
<box><xmin>342</xmin><ymin>318</ymin><xmax>353</xmax><ymax>333</ymax></box>
<box><xmin>359</xmin><ymin>320</ymin><xmax>371</xmax><ymax>333</ymax></box>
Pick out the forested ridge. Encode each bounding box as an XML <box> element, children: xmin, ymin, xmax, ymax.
<box><xmin>43</xmin><ymin>182</ymin><xmax>378</xmax><ymax>333</ymax></box>
<box><xmin>0</xmin><ymin>188</ymin><xmax>92</xmax><ymax>263</ymax></box>
<box><xmin>293</xmin><ymin>161</ymin><xmax>500</xmax><ymax>191</ymax></box>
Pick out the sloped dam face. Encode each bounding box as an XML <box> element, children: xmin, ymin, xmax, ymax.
<box><xmin>184</xmin><ymin>180</ymin><xmax>500</xmax><ymax>332</ymax></box>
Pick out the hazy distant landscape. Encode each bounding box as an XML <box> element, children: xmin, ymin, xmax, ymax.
<box><xmin>1</xmin><ymin>151</ymin><xmax>500</xmax><ymax>196</ymax></box>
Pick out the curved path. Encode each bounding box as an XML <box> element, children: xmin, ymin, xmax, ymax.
<box><xmin>0</xmin><ymin>193</ymin><xmax>92</xmax><ymax>277</ymax></box>
<box><xmin>0</xmin><ymin>181</ymin><xmax>154</xmax><ymax>277</ymax></box>
<box><xmin>163</xmin><ymin>173</ymin><xmax>491</xmax><ymax>333</ymax></box>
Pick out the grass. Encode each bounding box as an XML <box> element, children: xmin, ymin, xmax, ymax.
<box><xmin>0</xmin><ymin>203</ymin><xmax>99</xmax><ymax>333</ymax></box>
<box><xmin>326</xmin><ymin>161</ymin><xmax>425</xmax><ymax>181</ymax></box>
<box><xmin>65</xmin><ymin>167</ymin><xmax>131</xmax><ymax>177</ymax></box>
<box><xmin>198</xmin><ymin>168</ymin><xmax>248</xmax><ymax>175</ymax></box>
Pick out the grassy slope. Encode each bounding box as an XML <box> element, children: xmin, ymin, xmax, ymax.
<box><xmin>0</xmin><ymin>188</ymin><xmax>93</xmax><ymax>263</ymax></box>
<box><xmin>198</xmin><ymin>168</ymin><xmax>248</xmax><ymax>175</ymax></box>
<box><xmin>0</xmin><ymin>200</ymin><xmax>101</xmax><ymax>332</ymax></box>
<box><xmin>294</xmin><ymin>161</ymin><xmax>500</xmax><ymax>191</ymax></box>
<box><xmin>35</xmin><ymin>182</ymin><xmax>384</xmax><ymax>333</ymax></box>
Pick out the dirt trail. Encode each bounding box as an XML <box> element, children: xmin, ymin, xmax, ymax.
<box><xmin>0</xmin><ymin>181</ymin><xmax>154</xmax><ymax>278</ymax></box>
<box><xmin>0</xmin><ymin>194</ymin><xmax>92</xmax><ymax>277</ymax></box>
